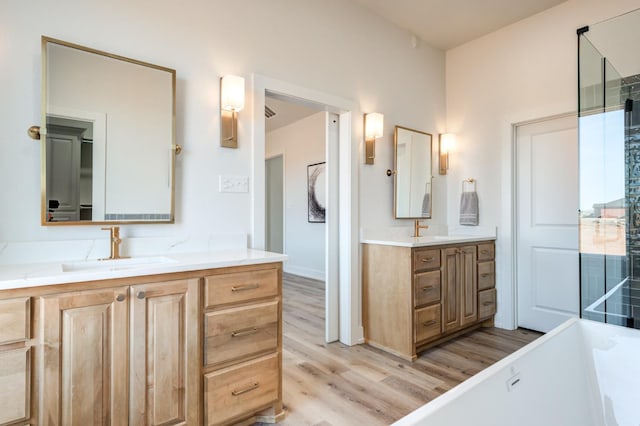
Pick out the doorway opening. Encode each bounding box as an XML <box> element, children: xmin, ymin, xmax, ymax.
<box><xmin>264</xmin><ymin>92</ymin><xmax>337</xmax><ymax>344</ymax></box>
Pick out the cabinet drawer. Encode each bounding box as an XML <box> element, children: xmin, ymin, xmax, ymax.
<box><xmin>479</xmin><ymin>289</ymin><xmax>497</xmax><ymax>319</ymax></box>
<box><xmin>204</xmin><ymin>300</ymin><xmax>278</xmax><ymax>366</ymax></box>
<box><xmin>413</xmin><ymin>249</ymin><xmax>440</xmax><ymax>272</ymax></box>
<box><xmin>478</xmin><ymin>261</ymin><xmax>495</xmax><ymax>291</ymax></box>
<box><xmin>204</xmin><ymin>353</ymin><xmax>279</xmax><ymax>425</ymax></box>
<box><xmin>477</xmin><ymin>243</ymin><xmax>495</xmax><ymax>262</ymax></box>
<box><xmin>414</xmin><ymin>271</ymin><xmax>441</xmax><ymax>307</ymax></box>
<box><xmin>204</xmin><ymin>269</ymin><xmax>278</xmax><ymax>308</ymax></box>
<box><xmin>414</xmin><ymin>304</ymin><xmax>441</xmax><ymax>343</ymax></box>
<box><xmin>0</xmin><ymin>297</ymin><xmax>30</xmax><ymax>345</ymax></box>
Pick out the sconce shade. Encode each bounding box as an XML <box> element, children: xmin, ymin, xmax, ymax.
<box><xmin>365</xmin><ymin>113</ymin><xmax>384</xmax><ymax>140</ymax></box>
<box><xmin>440</xmin><ymin>133</ymin><xmax>455</xmax><ymax>153</ymax></box>
<box><xmin>221</xmin><ymin>75</ymin><xmax>245</xmax><ymax>112</ymax></box>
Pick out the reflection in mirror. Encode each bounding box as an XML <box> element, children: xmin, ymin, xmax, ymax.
<box><xmin>394</xmin><ymin>126</ymin><xmax>433</xmax><ymax>219</ymax></box>
<box><xmin>42</xmin><ymin>37</ymin><xmax>176</xmax><ymax>225</ymax></box>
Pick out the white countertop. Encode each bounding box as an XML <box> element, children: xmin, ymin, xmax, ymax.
<box><xmin>0</xmin><ymin>249</ymin><xmax>287</xmax><ymax>291</ymax></box>
<box><xmin>361</xmin><ymin>234</ymin><xmax>496</xmax><ymax>248</ymax></box>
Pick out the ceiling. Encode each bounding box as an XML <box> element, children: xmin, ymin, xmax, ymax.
<box><xmin>265</xmin><ymin>95</ymin><xmax>323</xmax><ymax>133</ymax></box>
<box><xmin>347</xmin><ymin>0</ymin><xmax>568</xmax><ymax>50</ymax></box>
<box><xmin>266</xmin><ymin>0</ymin><xmax>570</xmax><ymax>130</ymax></box>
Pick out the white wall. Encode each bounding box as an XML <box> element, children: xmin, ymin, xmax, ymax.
<box><xmin>445</xmin><ymin>0</ymin><xmax>640</xmax><ymax>328</ymax></box>
<box><xmin>0</xmin><ymin>0</ymin><xmax>445</xmax><ymax>248</ymax></box>
<box><xmin>266</xmin><ymin>112</ymin><xmax>326</xmax><ymax>280</ymax></box>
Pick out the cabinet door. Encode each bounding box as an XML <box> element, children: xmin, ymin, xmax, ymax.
<box><xmin>40</xmin><ymin>287</ymin><xmax>128</xmax><ymax>426</ymax></box>
<box><xmin>130</xmin><ymin>279</ymin><xmax>200</xmax><ymax>426</ymax></box>
<box><xmin>459</xmin><ymin>246</ymin><xmax>478</xmax><ymax>326</ymax></box>
<box><xmin>0</xmin><ymin>347</ymin><xmax>31</xmax><ymax>425</ymax></box>
<box><xmin>441</xmin><ymin>247</ymin><xmax>460</xmax><ymax>333</ymax></box>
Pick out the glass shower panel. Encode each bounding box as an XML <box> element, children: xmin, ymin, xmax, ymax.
<box><xmin>579</xmin><ymin>10</ymin><xmax>640</xmax><ymax>328</ymax></box>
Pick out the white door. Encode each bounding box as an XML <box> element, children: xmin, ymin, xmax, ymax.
<box><xmin>516</xmin><ymin>114</ymin><xmax>579</xmax><ymax>332</ymax></box>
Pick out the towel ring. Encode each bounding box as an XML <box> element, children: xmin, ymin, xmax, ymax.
<box><xmin>462</xmin><ymin>178</ymin><xmax>476</xmax><ymax>192</ymax></box>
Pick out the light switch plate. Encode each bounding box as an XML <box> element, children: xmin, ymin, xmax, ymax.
<box><xmin>219</xmin><ymin>176</ymin><xmax>249</xmax><ymax>193</ymax></box>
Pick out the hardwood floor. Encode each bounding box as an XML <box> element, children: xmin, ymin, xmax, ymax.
<box><xmin>266</xmin><ymin>273</ymin><xmax>541</xmax><ymax>426</ymax></box>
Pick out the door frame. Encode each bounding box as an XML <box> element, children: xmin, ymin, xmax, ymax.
<box><xmin>511</xmin><ymin>111</ymin><xmax>578</xmax><ymax>329</ymax></box>
<box><xmin>251</xmin><ymin>74</ymin><xmax>363</xmax><ymax>345</ymax></box>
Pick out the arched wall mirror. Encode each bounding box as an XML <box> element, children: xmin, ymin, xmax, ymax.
<box><xmin>40</xmin><ymin>36</ymin><xmax>177</xmax><ymax>225</ymax></box>
<box><xmin>393</xmin><ymin>126</ymin><xmax>433</xmax><ymax>219</ymax></box>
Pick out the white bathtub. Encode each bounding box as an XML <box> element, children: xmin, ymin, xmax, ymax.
<box><xmin>393</xmin><ymin>318</ymin><xmax>640</xmax><ymax>426</ymax></box>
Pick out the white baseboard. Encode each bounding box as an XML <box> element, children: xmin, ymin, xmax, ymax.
<box><xmin>283</xmin><ymin>264</ymin><xmax>325</xmax><ymax>281</ymax></box>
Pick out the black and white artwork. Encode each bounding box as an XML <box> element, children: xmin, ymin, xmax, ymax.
<box><xmin>307</xmin><ymin>162</ymin><xmax>326</xmax><ymax>223</ymax></box>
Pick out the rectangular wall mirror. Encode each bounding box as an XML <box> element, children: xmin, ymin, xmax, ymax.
<box><xmin>394</xmin><ymin>126</ymin><xmax>433</xmax><ymax>219</ymax></box>
<box><xmin>41</xmin><ymin>36</ymin><xmax>177</xmax><ymax>225</ymax></box>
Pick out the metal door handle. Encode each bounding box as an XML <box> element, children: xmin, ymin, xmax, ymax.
<box><xmin>232</xmin><ymin>382</ymin><xmax>260</xmax><ymax>396</ymax></box>
<box><xmin>137</xmin><ymin>291</ymin><xmax>146</xmax><ymax>299</ymax></box>
<box><xmin>231</xmin><ymin>328</ymin><xmax>259</xmax><ymax>338</ymax></box>
<box><xmin>231</xmin><ymin>284</ymin><xmax>260</xmax><ymax>292</ymax></box>
<box><xmin>116</xmin><ymin>294</ymin><xmax>125</xmax><ymax>302</ymax></box>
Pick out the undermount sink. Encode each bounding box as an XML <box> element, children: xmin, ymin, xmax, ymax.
<box><xmin>61</xmin><ymin>256</ymin><xmax>177</xmax><ymax>272</ymax></box>
<box><xmin>413</xmin><ymin>235</ymin><xmax>452</xmax><ymax>240</ymax></box>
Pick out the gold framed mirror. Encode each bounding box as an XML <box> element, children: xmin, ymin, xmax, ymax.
<box><xmin>393</xmin><ymin>126</ymin><xmax>433</xmax><ymax>219</ymax></box>
<box><xmin>41</xmin><ymin>36</ymin><xmax>177</xmax><ymax>225</ymax></box>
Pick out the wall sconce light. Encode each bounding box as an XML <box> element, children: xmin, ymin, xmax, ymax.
<box><xmin>439</xmin><ymin>133</ymin><xmax>455</xmax><ymax>175</ymax></box>
<box><xmin>220</xmin><ymin>75</ymin><xmax>245</xmax><ymax>149</ymax></box>
<box><xmin>364</xmin><ymin>112</ymin><xmax>384</xmax><ymax>165</ymax></box>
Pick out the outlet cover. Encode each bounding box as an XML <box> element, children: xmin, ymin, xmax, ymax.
<box><xmin>219</xmin><ymin>176</ymin><xmax>249</xmax><ymax>193</ymax></box>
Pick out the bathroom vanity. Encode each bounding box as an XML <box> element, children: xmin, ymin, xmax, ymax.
<box><xmin>0</xmin><ymin>249</ymin><xmax>286</xmax><ymax>426</ymax></box>
<box><xmin>362</xmin><ymin>235</ymin><xmax>496</xmax><ymax>361</ymax></box>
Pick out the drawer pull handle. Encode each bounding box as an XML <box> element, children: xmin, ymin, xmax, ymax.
<box><xmin>483</xmin><ymin>301</ymin><xmax>494</xmax><ymax>306</ymax></box>
<box><xmin>421</xmin><ymin>285</ymin><xmax>434</xmax><ymax>291</ymax></box>
<box><xmin>231</xmin><ymin>284</ymin><xmax>260</xmax><ymax>292</ymax></box>
<box><xmin>481</xmin><ymin>250</ymin><xmax>490</xmax><ymax>254</ymax></box>
<box><xmin>481</xmin><ymin>273</ymin><xmax>491</xmax><ymax>278</ymax></box>
<box><xmin>231</xmin><ymin>327</ymin><xmax>259</xmax><ymax>338</ymax></box>
<box><xmin>232</xmin><ymin>382</ymin><xmax>260</xmax><ymax>396</ymax></box>
<box><xmin>422</xmin><ymin>320</ymin><xmax>437</xmax><ymax>327</ymax></box>
<box><xmin>421</xmin><ymin>257</ymin><xmax>435</xmax><ymax>262</ymax></box>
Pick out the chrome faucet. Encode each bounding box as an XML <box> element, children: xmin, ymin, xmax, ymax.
<box><xmin>413</xmin><ymin>220</ymin><xmax>429</xmax><ymax>237</ymax></box>
<box><xmin>100</xmin><ymin>226</ymin><xmax>126</xmax><ymax>260</ymax></box>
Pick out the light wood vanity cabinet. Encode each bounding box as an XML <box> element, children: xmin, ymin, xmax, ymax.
<box><xmin>363</xmin><ymin>240</ymin><xmax>495</xmax><ymax>361</ymax></box>
<box><xmin>0</xmin><ymin>260</ymin><xmax>283</xmax><ymax>426</ymax></box>
<box><xmin>203</xmin><ymin>267</ymin><xmax>282</xmax><ymax>426</ymax></box>
<box><xmin>40</xmin><ymin>279</ymin><xmax>199</xmax><ymax>425</ymax></box>
<box><xmin>0</xmin><ymin>297</ymin><xmax>32</xmax><ymax>426</ymax></box>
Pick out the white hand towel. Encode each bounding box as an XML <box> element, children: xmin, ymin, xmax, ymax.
<box><xmin>460</xmin><ymin>191</ymin><xmax>478</xmax><ymax>226</ymax></box>
<box><xmin>421</xmin><ymin>192</ymin><xmax>430</xmax><ymax>216</ymax></box>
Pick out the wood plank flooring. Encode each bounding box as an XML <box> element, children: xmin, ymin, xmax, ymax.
<box><xmin>265</xmin><ymin>273</ymin><xmax>541</xmax><ymax>426</ymax></box>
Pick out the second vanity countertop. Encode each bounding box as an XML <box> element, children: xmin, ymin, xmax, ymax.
<box><xmin>0</xmin><ymin>248</ymin><xmax>288</xmax><ymax>291</ymax></box>
<box><xmin>360</xmin><ymin>234</ymin><xmax>496</xmax><ymax>248</ymax></box>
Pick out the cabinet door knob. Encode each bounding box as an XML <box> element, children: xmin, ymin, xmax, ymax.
<box><xmin>137</xmin><ymin>291</ymin><xmax>146</xmax><ymax>299</ymax></box>
<box><xmin>115</xmin><ymin>294</ymin><xmax>125</xmax><ymax>302</ymax></box>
